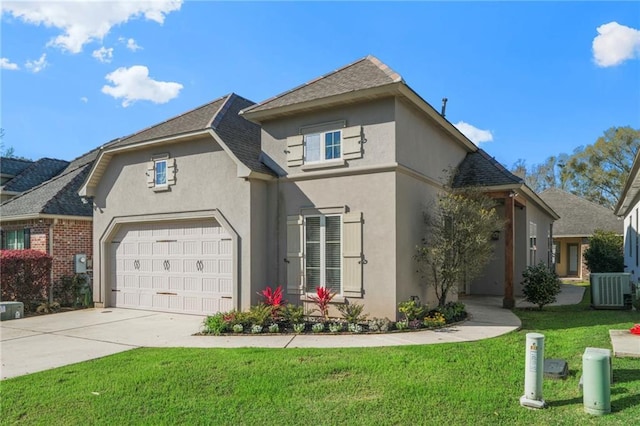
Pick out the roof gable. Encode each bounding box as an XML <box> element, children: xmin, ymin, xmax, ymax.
<box><xmin>2</xmin><ymin>158</ymin><xmax>69</xmax><ymax>193</ymax></box>
<box><xmin>539</xmin><ymin>188</ymin><xmax>622</xmax><ymax>236</ymax></box>
<box><xmin>242</xmin><ymin>55</ymin><xmax>402</xmax><ymax>115</ymax></box>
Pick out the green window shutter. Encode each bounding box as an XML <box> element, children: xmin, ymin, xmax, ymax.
<box><xmin>342</xmin><ymin>125</ymin><xmax>363</xmax><ymax>160</ymax></box>
<box><xmin>146</xmin><ymin>161</ymin><xmax>155</xmax><ymax>188</ymax></box>
<box><xmin>286</xmin><ymin>135</ymin><xmax>304</xmax><ymax>166</ymax></box>
<box><xmin>286</xmin><ymin>215</ymin><xmax>304</xmax><ymax>295</ymax></box>
<box><xmin>0</xmin><ymin>230</ymin><xmax>5</xmax><ymax>250</ymax></box>
<box><xmin>342</xmin><ymin>212</ymin><xmax>363</xmax><ymax>297</ymax></box>
<box><xmin>167</xmin><ymin>158</ymin><xmax>176</xmax><ymax>185</ymax></box>
<box><xmin>23</xmin><ymin>228</ymin><xmax>31</xmax><ymax>249</ymax></box>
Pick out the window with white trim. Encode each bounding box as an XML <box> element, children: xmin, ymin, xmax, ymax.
<box><xmin>304</xmin><ymin>130</ymin><xmax>341</xmax><ymax>163</ymax></box>
<box><xmin>147</xmin><ymin>155</ymin><xmax>175</xmax><ymax>190</ymax></box>
<box><xmin>155</xmin><ymin>159</ymin><xmax>167</xmax><ymax>187</ymax></box>
<box><xmin>529</xmin><ymin>222</ymin><xmax>537</xmax><ymax>265</ymax></box>
<box><xmin>304</xmin><ymin>215</ymin><xmax>342</xmax><ymax>294</ymax></box>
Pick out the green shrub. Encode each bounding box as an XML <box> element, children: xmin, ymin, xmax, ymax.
<box><xmin>311</xmin><ymin>322</ymin><xmax>325</xmax><ymax>333</ymax></box>
<box><xmin>433</xmin><ymin>301</ymin><xmax>467</xmax><ymax>323</ymax></box>
<box><xmin>368</xmin><ymin>317</ymin><xmax>392</xmax><ymax>332</ymax></box>
<box><xmin>282</xmin><ymin>304</ymin><xmax>305</xmax><ymax>324</ymax></box>
<box><xmin>329</xmin><ymin>322</ymin><xmax>344</xmax><ymax>333</ymax></box>
<box><xmin>423</xmin><ymin>312</ymin><xmax>446</xmax><ymax>328</ymax></box>
<box><xmin>232</xmin><ymin>324</ymin><xmax>244</xmax><ymax>333</ymax></box>
<box><xmin>204</xmin><ymin>313</ymin><xmax>228</xmax><ymax>335</ymax></box>
<box><xmin>268</xmin><ymin>323</ymin><xmax>279</xmax><ymax>333</ymax></box>
<box><xmin>248</xmin><ymin>304</ymin><xmax>273</xmax><ymax>327</ymax></box>
<box><xmin>348</xmin><ymin>323</ymin><xmax>364</xmax><ymax>333</ymax></box>
<box><xmin>293</xmin><ymin>323</ymin><xmax>306</xmax><ymax>333</ymax></box>
<box><xmin>521</xmin><ymin>262</ymin><xmax>562</xmax><ymax>310</ymax></box>
<box><xmin>398</xmin><ymin>299</ymin><xmax>428</xmax><ymax>321</ymax></box>
<box><xmin>395</xmin><ymin>320</ymin><xmax>408</xmax><ymax>331</ymax></box>
<box><xmin>336</xmin><ymin>300</ymin><xmax>368</xmax><ymax>323</ymax></box>
<box><xmin>583</xmin><ymin>230</ymin><xmax>624</xmax><ymax>273</ymax></box>
<box><xmin>251</xmin><ymin>324</ymin><xmax>263</xmax><ymax>334</ymax></box>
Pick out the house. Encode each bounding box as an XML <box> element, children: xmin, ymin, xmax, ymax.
<box><xmin>615</xmin><ymin>151</ymin><xmax>640</xmax><ymax>282</ymax></box>
<box><xmin>79</xmin><ymin>56</ymin><xmax>557</xmax><ymax>318</ymax></box>
<box><xmin>0</xmin><ymin>151</ymin><xmax>96</xmax><ymax>285</ymax></box>
<box><xmin>1</xmin><ymin>157</ymin><xmax>69</xmax><ymax>203</ymax></box>
<box><xmin>540</xmin><ymin>187</ymin><xmax>622</xmax><ymax>280</ymax></box>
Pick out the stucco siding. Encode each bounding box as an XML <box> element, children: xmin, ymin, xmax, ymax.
<box><xmin>277</xmin><ymin>171</ymin><xmax>397</xmax><ymax>318</ymax></box>
<box><xmin>395</xmin><ymin>98</ymin><xmax>469</xmax><ymax>180</ymax></box>
<box><xmin>91</xmin><ymin>136</ymin><xmax>256</xmax><ymax>310</ymax></box>
<box><xmin>395</xmin><ymin>171</ymin><xmax>445</xmax><ymax>309</ymax></box>
<box><xmin>260</xmin><ymin>98</ymin><xmax>396</xmax><ymax>175</ymax></box>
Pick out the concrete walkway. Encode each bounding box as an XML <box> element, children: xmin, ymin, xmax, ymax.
<box><xmin>2</xmin><ymin>285</ymin><xmax>588</xmax><ymax>380</ymax></box>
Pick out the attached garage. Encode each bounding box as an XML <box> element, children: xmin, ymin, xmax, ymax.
<box><xmin>110</xmin><ymin>220</ymin><xmax>234</xmax><ymax>316</ymax></box>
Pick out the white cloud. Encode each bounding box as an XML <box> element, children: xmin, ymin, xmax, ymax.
<box><xmin>1</xmin><ymin>1</ymin><xmax>182</xmax><ymax>53</ymax></box>
<box><xmin>25</xmin><ymin>53</ymin><xmax>49</xmax><ymax>73</ymax></box>
<box><xmin>454</xmin><ymin>121</ymin><xmax>493</xmax><ymax>145</ymax></box>
<box><xmin>126</xmin><ymin>38</ymin><xmax>142</xmax><ymax>51</ymax></box>
<box><xmin>102</xmin><ymin>65</ymin><xmax>183</xmax><ymax>107</ymax></box>
<box><xmin>592</xmin><ymin>22</ymin><xmax>640</xmax><ymax>67</ymax></box>
<box><xmin>80</xmin><ymin>96</ymin><xmax>88</xmax><ymax>103</ymax></box>
<box><xmin>92</xmin><ymin>46</ymin><xmax>113</xmax><ymax>63</ymax></box>
<box><xmin>0</xmin><ymin>57</ymin><xmax>19</xmax><ymax>70</ymax></box>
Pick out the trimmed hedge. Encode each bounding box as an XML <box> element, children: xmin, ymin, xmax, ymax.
<box><xmin>1</xmin><ymin>249</ymin><xmax>52</xmax><ymax>311</ymax></box>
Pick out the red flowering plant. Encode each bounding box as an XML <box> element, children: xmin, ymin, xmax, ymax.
<box><xmin>309</xmin><ymin>286</ymin><xmax>336</xmax><ymax>320</ymax></box>
<box><xmin>259</xmin><ymin>285</ymin><xmax>285</xmax><ymax>319</ymax></box>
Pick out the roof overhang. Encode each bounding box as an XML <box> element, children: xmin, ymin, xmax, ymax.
<box><xmin>0</xmin><ymin>213</ymin><xmax>92</xmax><ymax>223</ymax></box>
<box><xmin>615</xmin><ymin>151</ymin><xmax>640</xmax><ymax>216</ymax></box>
<box><xmin>79</xmin><ymin>128</ymin><xmax>273</xmax><ymax>197</ymax></box>
<box><xmin>477</xmin><ymin>183</ymin><xmax>560</xmax><ymax>220</ymax></box>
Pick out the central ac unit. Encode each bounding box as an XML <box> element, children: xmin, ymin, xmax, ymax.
<box><xmin>590</xmin><ymin>273</ymin><xmax>632</xmax><ymax>309</ymax></box>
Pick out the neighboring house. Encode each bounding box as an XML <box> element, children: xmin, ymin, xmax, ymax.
<box><xmin>615</xmin><ymin>152</ymin><xmax>640</xmax><ymax>283</ymax></box>
<box><xmin>79</xmin><ymin>56</ymin><xmax>557</xmax><ymax>318</ymax></box>
<box><xmin>540</xmin><ymin>188</ymin><xmax>622</xmax><ymax>280</ymax></box>
<box><xmin>1</xmin><ymin>157</ymin><xmax>69</xmax><ymax>203</ymax></box>
<box><xmin>0</xmin><ymin>153</ymin><xmax>95</xmax><ymax>285</ymax></box>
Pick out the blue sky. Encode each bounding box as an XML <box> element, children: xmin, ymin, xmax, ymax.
<box><xmin>2</xmin><ymin>1</ymin><xmax>639</xmax><ymax>170</ymax></box>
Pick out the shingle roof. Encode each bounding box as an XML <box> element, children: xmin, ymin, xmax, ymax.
<box><xmin>539</xmin><ymin>188</ymin><xmax>622</xmax><ymax>236</ymax></box>
<box><xmin>2</xmin><ymin>158</ymin><xmax>69</xmax><ymax>192</ymax></box>
<box><xmin>110</xmin><ymin>96</ymin><xmax>228</xmax><ymax>149</ymax></box>
<box><xmin>63</xmin><ymin>138</ymin><xmax>123</xmax><ymax>173</ymax></box>
<box><xmin>102</xmin><ymin>93</ymin><xmax>274</xmax><ymax>175</ymax></box>
<box><xmin>242</xmin><ymin>55</ymin><xmax>403</xmax><ymax>114</ymax></box>
<box><xmin>1</xmin><ymin>157</ymin><xmax>34</xmax><ymax>176</ymax></box>
<box><xmin>1</xmin><ymin>164</ymin><xmax>92</xmax><ymax>218</ymax></box>
<box><xmin>453</xmin><ymin>149</ymin><xmax>524</xmax><ymax>188</ymax></box>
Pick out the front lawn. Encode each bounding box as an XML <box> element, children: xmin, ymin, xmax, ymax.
<box><xmin>2</xmin><ymin>286</ymin><xmax>638</xmax><ymax>425</ymax></box>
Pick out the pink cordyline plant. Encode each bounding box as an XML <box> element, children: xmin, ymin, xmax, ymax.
<box><xmin>259</xmin><ymin>285</ymin><xmax>285</xmax><ymax>318</ymax></box>
<box><xmin>310</xmin><ymin>286</ymin><xmax>335</xmax><ymax>320</ymax></box>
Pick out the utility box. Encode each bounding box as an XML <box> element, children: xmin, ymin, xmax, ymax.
<box><xmin>0</xmin><ymin>301</ymin><xmax>24</xmax><ymax>321</ymax></box>
<box><xmin>583</xmin><ymin>347</ymin><xmax>611</xmax><ymax>415</ymax></box>
<box><xmin>74</xmin><ymin>253</ymin><xmax>88</xmax><ymax>273</ymax></box>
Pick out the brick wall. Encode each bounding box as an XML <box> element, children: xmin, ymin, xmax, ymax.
<box><xmin>1</xmin><ymin>218</ymin><xmax>93</xmax><ymax>285</ymax></box>
<box><xmin>51</xmin><ymin>219</ymin><xmax>93</xmax><ymax>283</ymax></box>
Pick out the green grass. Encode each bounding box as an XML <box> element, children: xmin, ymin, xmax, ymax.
<box><xmin>2</xmin><ymin>286</ymin><xmax>638</xmax><ymax>425</ymax></box>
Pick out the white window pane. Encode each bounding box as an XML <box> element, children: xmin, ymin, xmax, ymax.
<box><xmin>155</xmin><ymin>160</ymin><xmax>167</xmax><ymax>185</ymax></box>
<box><xmin>305</xmin><ymin>133</ymin><xmax>321</xmax><ymax>162</ymax></box>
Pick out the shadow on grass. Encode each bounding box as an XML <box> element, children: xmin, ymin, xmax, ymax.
<box><xmin>614</xmin><ymin>369</ymin><xmax>640</xmax><ymax>384</ymax></box>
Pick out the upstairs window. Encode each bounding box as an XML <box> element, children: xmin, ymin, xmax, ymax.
<box><xmin>304</xmin><ymin>130</ymin><xmax>341</xmax><ymax>163</ymax></box>
<box><xmin>155</xmin><ymin>159</ymin><xmax>167</xmax><ymax>187</ymax></box>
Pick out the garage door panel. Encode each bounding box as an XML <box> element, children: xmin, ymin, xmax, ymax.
<box><xmin>112</xmin><ymin>219</ymin><xmax>233</xmax><ymax>316</ymax></box>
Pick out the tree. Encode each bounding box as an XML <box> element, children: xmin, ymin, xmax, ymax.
<box><xmin>511</xmin><ymin>154</ymin><xmax>569</xmax><ymax>193</ymax></box>
<box><xmin>561</xmin><ymin>126</ymin><xmax>640</xmax><ymax>209</ymax></box>
<box><xmin>583</xmin><ymin>230</ymin><xmax>624</xmax><ymax>273</ymax></box>
<box><xmin>415</xmin><ymin>184</ymin><xmax>504</xmax><ymax>307</ymax></box>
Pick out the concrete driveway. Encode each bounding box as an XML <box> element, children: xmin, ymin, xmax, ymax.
<box><xmin>0</xmin><ymin>308</ymin><xmax>207</xmax><ymax>380</ymax></box>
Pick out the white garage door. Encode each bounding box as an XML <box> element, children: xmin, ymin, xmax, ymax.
<box><xmin>111</xmin><ymin>220</ymin><xmax>233</xmax><ymax>316</ymax></box>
